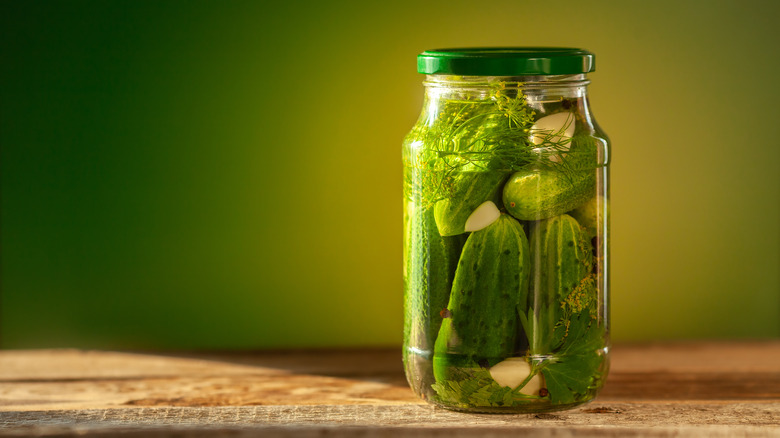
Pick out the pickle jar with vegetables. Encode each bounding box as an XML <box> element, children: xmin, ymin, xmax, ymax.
<box><xmin>402</xmin><ymin>48</ymin><xmax>610</xmax><ymax>413</ymax></box>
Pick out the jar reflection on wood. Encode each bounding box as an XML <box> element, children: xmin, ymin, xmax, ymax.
<box><xmin>402</xmin><ymin>48</ymin><xmax>610</xmax><ymax>413</ymax></box>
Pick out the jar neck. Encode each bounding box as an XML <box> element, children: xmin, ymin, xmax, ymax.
<box><xmin>423</xmin><ymin>73</ymin><xmax>590</xmax><ymax>101</ymax></box>
<box><xmin>419</xmin><ymin>74</ymin><xmax>594</xmax><ymax>130</ymax></box>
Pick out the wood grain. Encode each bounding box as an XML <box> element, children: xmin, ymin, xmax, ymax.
<box><xmin>0</xmin><ymin>341</ymin><xmax>778</xmax><ymax>436</ymax></box>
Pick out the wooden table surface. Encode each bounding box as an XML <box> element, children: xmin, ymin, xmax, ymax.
<box><xmin>1</xmin><ymin>341</ymin><xmax>779</xmax><ymax>437</ymax></box>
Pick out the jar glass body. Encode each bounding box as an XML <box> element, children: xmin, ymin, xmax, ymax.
<box><xmin>402</xmin><ymin>74</ymin><xmax>610</xmax><ymax>413</ymax></box>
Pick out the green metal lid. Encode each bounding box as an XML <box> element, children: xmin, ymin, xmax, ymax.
<box><xmin>417</xmin><ymin>47</ymin><xmax>595</xmax><ymax>76</ymax></box>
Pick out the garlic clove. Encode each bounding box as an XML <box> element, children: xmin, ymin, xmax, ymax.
<box><xmin>464</xmin><ymin>201</ymin><xmax>500</xmax><ymax>232</ymax></box>
<box><xmin>489</xmin><ymin>357</ymin><xmax>546</xmax><ymax>396</ymax></box>
<box><xmin>530</xmin><ymin>111</ymin><xmax>575</xmax><ymax>146</ymax></box>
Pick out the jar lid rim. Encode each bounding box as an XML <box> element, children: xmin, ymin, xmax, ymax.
<box><xmin>417</xmin><ymin>47</ymin><xmax>595</xmax><ymax>76</ymax></box>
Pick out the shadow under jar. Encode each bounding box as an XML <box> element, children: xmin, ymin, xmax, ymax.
<box><xmin>402</xmin><ymin>48</ymin><xmax>610</xmax><ymax>413</ymax></box>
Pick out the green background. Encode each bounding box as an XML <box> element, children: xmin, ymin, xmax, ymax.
<box><xmin>2</xmin><ymin>0</ymin><xmax>778</xmax><ymax>349</ymax></box>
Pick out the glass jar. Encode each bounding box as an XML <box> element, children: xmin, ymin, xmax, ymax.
<box><xmin>402</xmin><ymin>48</ymin><xmax>610</xmax><ymax>413</ymax></box>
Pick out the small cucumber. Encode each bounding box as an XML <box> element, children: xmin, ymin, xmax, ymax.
<box><xmin>403</xmin><ymin>204</ymin><xmax>466</xmax><ymax>390</ymax></box>
<box><xmin>434</xmin><ymin>170</ymin><xmax>507</xmax><ymax>236</ymax></box>
<box><xmin>502</xmin><ymin>169</ymin><xmax>594</xmax><ymax>221</ymax></box>
<box><xmin>404</xmin><ymin>204</ymin><xmax>467</xmax><ymax>350</ymax></box>
<box><xmin>528</xmin><ymin>214</ymin><xmax>594</xmax><ymax>353</ymax></box>
<box><xmin>433</xmin><ymin>214</ymin><xmax>530</xmax><ymax>382</ymax></box>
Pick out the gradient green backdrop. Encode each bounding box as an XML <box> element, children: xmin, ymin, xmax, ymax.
<box><xmin>2</xmin><ymin>0</ymin><xmax>779</xmax><ymax>349</ymax></box>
